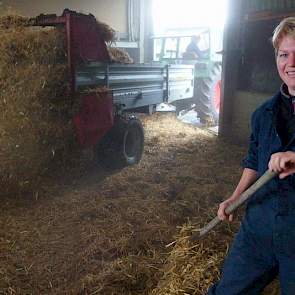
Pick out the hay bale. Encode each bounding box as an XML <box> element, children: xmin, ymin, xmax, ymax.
<box><xmin>108</xmin><ymin>47</ymin><xmax>134</xmax><ymax>64</ymax></box>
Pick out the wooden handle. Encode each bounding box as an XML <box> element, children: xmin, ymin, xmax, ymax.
<box><xmin>191</xmin><ymin>169</ymin><xmax>277</xmax><ymax>241</ymax></box>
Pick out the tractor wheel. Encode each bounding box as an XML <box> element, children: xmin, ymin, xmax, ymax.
<box><xmin>96</xmin><ymin>116</ymin><xmax>144</xmax><ymax>169</ymax></box>
<box><xmin>195</xmin><ymin>63</ymin><xmax>221</xmax><ymax>125</ymax></box>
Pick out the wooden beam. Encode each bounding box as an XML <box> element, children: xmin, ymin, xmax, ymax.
<box><xmin>245</xmin><ymin>10</ymin><xmax>295</xmax><ymax>22</ymax></box>
<box><xmin>219</xmin><ymin>0</ymin><xmax>243</xmax><ymax>139</ymax></box>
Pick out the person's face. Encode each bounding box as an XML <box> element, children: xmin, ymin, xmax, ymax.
<box><xmin>277</xmin><ymin>35</ymin><xmax>295</xmax><ymax>96</ymax></box>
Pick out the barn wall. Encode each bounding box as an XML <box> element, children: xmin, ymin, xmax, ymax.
<box><xmin>220</xmin><ymin>0</ymin><xmax>295</xmax><ymax>144</ymax></box>
<box><xmin>0</xmin><ymin>0</ymin><xmax>128</xmax><ymax>33</ymax></box>
<box><xmin>231</xmin><ymin>91</ymin><xmax>272</xmax><ymax>144</ymax></box>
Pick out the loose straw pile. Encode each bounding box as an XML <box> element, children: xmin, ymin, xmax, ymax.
<box><xmin>108</xmin><ymin>47</ymin><xmax>134</xmax><ymax>64</ymax></box>
<box><xmin>0</xmin><ymin>16</ymin><xmax>75</xmax><ymax>194</ymax></box>
<box><xmin>0</xmin><ymin>13</ymin><xmax>136</xmax><ymax>195</ymax></box>
<box><xmin>151</xmin><ymin>217</ymin><xmax>237</xmax><ymax>295</ymax></box>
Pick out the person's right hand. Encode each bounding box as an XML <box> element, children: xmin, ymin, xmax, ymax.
<box><xmin>218</xmin><ymin>198</ymin><xmax>235</xmax><ymax>222</ymax></box>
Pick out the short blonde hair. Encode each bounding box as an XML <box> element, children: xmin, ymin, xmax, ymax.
<box><xmin>272</xmin><ymin>17</ymin><xmax>295</xmax><ymax>53</ymax></box>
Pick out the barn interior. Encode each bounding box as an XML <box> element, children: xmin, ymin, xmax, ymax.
<box><xmin>1</xmin><ymin>1</ymin><xmax>295</xmax><ymax>294</ymax></box>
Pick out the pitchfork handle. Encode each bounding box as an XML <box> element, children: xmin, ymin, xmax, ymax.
<box><xmin>191</xmin><ymin>169</ymin><xmax>277</xmax><ymax>240</ymax></box>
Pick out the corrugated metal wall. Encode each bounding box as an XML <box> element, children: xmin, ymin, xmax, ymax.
<box><xmin>245</xmin><ymin>0</ymin><xmax>295</xmax><ymax>13</ymax></box>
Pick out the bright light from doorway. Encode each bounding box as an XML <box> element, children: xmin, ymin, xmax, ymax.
<box><xmin>152</xmin><ymin>0</ymin><xmax>228</xmax><ymax>35</ymax></box>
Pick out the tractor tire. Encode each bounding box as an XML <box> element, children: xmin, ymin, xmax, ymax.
<box><xmin>195</xmin><ymin>63</ymin><xmax>221</xmax><ymax>125</ymax></box>
<box><xmin>96</xmin><ymin>116</ymin><xmax>144</xmax><ymax>169</ymax></box>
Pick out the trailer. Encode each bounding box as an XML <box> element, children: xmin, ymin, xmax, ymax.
<box><xmin>32</xmin><ymin>9</ymin><xmax>194</xmax><ymax>168</ymax></box>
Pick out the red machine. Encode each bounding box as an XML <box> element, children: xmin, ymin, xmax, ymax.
<box><xmin>34</xmin><ymin>9</ymin><xmax>114</xmax><ymax>152</ymax></box>
<box><xmin>32</xmin><ymin>9</ymin><xmax>195</xmax><ymax>168</ymax></box>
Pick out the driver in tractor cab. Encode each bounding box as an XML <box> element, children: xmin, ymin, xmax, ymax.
<box><xmin>183</xmin><ymin>35</ymin><xmax>204</xmax><ymax>59</ymax></box>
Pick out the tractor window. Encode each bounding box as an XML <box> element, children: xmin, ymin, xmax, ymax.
<box><xmin>152</xmin><ymin>30</ymin><xmax>211</xmax><ymax>62</ymax></box>
<box><xmin>198</xmin><ymin>32</ymin><xmax>210</xmax><ymax>52</ymax></box>
<box><xmin>163</xmin><ymin>37</ymin><xmax>178</xmax><ymax>59</ymax></box>
<box><xmin>153</xmin><ymin>38</ymin><xmax>163</xmax><ymax>61</ymax></box>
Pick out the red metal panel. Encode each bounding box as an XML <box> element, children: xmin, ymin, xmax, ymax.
<box><xmin>73</xmin><ymin>92</ymin><xmax>114</xmax><ymax>147</ymax></box>
<box><xmin>69</xmin><ymin>12</ymin><xmax>110</xmax><ymax>63</ymax></box>
<box><xmin>64</xmin><ymin>10</ymin><xmax>110</xmax><ymax>93</ymax></box>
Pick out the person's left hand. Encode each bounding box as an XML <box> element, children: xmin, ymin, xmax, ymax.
<box><xmin>268</xmin><ymin>151</ymin><xmax>295</xmax><ymax>178</ymax></box>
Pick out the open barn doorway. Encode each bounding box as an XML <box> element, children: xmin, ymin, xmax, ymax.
<box><xmin>151</xmin><ymin>0</ymin><xmax>228</xmax><ymax>133</ymax></box>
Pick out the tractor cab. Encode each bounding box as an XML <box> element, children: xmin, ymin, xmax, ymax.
<box><xmin>152</xmin><ymin>28</ymin><xmax>212</xmax><ymax>78</ymax></box>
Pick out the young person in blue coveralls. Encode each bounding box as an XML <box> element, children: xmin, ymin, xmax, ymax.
<box><xmin>208</xmin><ymin>17</ymin><xmax>295</xmax><ymax>295</ymax></box>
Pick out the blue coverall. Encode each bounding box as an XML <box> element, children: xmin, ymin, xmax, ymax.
<box><xmin>208</xmin><ymin>91</ymin><xmax>295</xmax><ymax>294</ymax></box>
